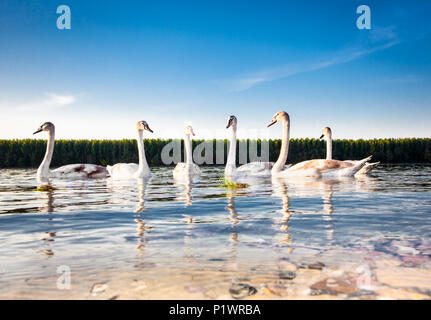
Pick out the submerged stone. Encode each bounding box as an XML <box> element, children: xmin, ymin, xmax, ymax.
<box><xmin>90</xmin><ymin>283</ymin><xmax>108</xmax><ymax>295</ymax></box>
<box><xmin>229</xmin><ymin>283</ymin><xmax>257</xmax><ymax>299</ymax></box>
<box><xmin>311</xmin><ymin>277</ymin><xmax>357</xmax><ymax>295</ymax></box>
<box><xmin>208</xmin><ymin>258</ymin><xmax>226</xmax><ymax>262</ymax></box>
<box><xmin>308</xmin><ymin>262</ymin><xmax>325</xmax><ymax>270</ymax></box>
<box><xmin>279</xmin><ymin>271</ymin><xmax>296</xmax><ymax>280</ymax></box>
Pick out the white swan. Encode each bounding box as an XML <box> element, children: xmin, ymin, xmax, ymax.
<box><xmin>319</xmin><ymin>126</ymin><xmax>379</xmax><ymax>175</ymax></box>
<box><xmin>173</xmin><ymin>125</ymin><xmax>201</xmax><ymax>177</ymax></box>
<box><xmin>107</xmin><ymin>120</ymin><xmax>153</xmax><ymax>179</ymax></box>
<box><xmin>33</xmin><ymin>122</ymin><xmax>107</xmax><ymax>180</ymax></box>
<box><xmin>268</xmin><ymin>111</ymin><xmax>372</xmax><ymax>178</ymax></box>
<box><xmin>225</xmin><ymin>115</ymin><xmax>277</xmax><ymax>177</ymax></box>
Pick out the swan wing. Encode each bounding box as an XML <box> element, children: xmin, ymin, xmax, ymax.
<box><xmin>51</xmin><ymin>164</ymin><xmax>107</xmax><ymax>179</ymax></box>
<box><xmin>109</xmin><ymin>163</ymin><xmax>139</xmax><ymax>179</ymax></box>
<box><xmin>284</xmin><ymin>157</ymin><xmax>371</xmax><ymax>177</ymax></box>
<box><xmin>236</xmin><ymin>162</ymin><xmax>273</xmax><ymax>176</ymax></box>
<box><xmin>173</xmin><ymin>163</ymin><xmax>201</xmax><ymax>176</ymax></box>
<box><xmin>228</xmin><ymin>162</ymin><xmax>291</xmax><ymax>178</ymax></box>
<box><xmin>355</xmin><ymin>161</ymin><xmax>380</xmax><ymax>176</ymax></box>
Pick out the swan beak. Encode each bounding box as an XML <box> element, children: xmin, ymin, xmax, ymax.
<box><xmin>33</xmin><ymin>128</ymin><xmax>42</xmax><ymax>135</ymax></box>
<box><xmin>144</xmin><ymin>125</ymin><xmax>153</xmax><ymax>133</ymax></box>
<box><xmin>319</xmin><ymin>134</ymin><xmax>324</xmax><ymax>139</ymax></box>
<box><xmin>267</xmin><ymin>120</ymin><xmax>277</xmax><ymax>127</ymax></box>
<box><xmin>226</xmin><ymin>119</ymin><xmax>232</xmax><ymax>129</ymax></box>
<box><xmin>191</xmin><ymin>129</ymin><xmax>195</xmax><ymax>136</ymax></box>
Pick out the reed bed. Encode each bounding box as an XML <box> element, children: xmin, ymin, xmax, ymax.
<box><xmin>0</xmin><ymin>138</ymin><xmax>430</xmax><ymax>168</ymax></box>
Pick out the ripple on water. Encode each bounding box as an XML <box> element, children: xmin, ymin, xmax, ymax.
<box><xmin>0</xmin><ymin>164</ymin><xmax>430</xmax><ymax>298</ymax></box>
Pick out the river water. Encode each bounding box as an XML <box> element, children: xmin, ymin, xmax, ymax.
<box><xmin>0</xmin><ymin>164</ymin><xmax>430</xmax><ymax>299</ymax></box>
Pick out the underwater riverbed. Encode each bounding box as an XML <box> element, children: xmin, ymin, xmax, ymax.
<box><xmin>0</xmin><ymin>164</ymin><xmax>430</xmax><ymax>299</ymax></box>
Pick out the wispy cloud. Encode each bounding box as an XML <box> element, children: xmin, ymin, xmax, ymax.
<box><xmin>380</xmin><ymin>74</ymin><xmax>422</xmax><ymax>84</ymax></box>
<box><xmin>221</xmin><ymin>26</ymin><xmax>400</xmax><ymax>92</ymax></box>
<box><xmin>10</xmin><ymin>93</ymin><xmax>76</xmax><ymax>110</ymax></box>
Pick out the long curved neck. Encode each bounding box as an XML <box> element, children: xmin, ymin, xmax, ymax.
<box><xmin>185</xmin><ymin>134</ymin><xmax>193</xmax><ymax>164</ymax></box>
<box><xmin>136</xmin><ymin>130</ymin><xmax>150</xmax><ymax>176</ymax></box>
<box><xmin>326</xmin><ymin>133</ymin><xmax>332</xmax><ymax>160</ymax></box>
<box><xmin>37</xmin><ymin>128</ymin><xmax>55</xmax><ymax>178</ymax></box>
<box><xmin>226</xmin><ymin>126</ymin><xmax>237</xmax><ymax>167</ymax></box>
<box><xmin>272</xmin><ymin>120</ymin><xmax>290</xmax><ymax>172</ymax></box>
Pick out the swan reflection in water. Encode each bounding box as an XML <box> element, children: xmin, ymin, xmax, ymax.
<box><xmin>135</xmin><ymin>178</ymin><xmax>149</xmax><ymax>213</ymax></box>
<box><xmin>225</xmin><ymin>189</ymin><xmax>240</xmax><ymax>268</ymax></box>
<box><xmin>226</xmin><ymin>189</ymin><xmax>240</xmax><ymax>227</ymax></box>
<box><xmin>36</xmin><ymin>174</ymin><xmax>56</xmax><ymax>213</ymax></box>
<box><xmin>106</xmin><ymin>177</ymin><xmax>150</xmax><ymax>213</ymax></box>
<box><xmin>173</xmin><ymin>174</ymin><xmax>197</xmax><ymax>258</ymax></box>
<box><xmin>174</xmin><ymin>174</ymin><xmax>199</xmax><ymax>206</ymax></box>
<box><xmin>38</xmin><ymin>190</ymin><xmax>56</xmax><ymax>257</ymax></box>
<box><xmin>107</xmin><ymin>177</ymin><xmax>151</xmax><ymax>254</ymax></box>
<box><xmin>35</xmin><ymin>179</ymin><xmax>56</xmax><ymax>257</ymax></box>
<box><xmin>134</xmin><ymin>177</ymin><xmax>150</xmax><ymax>253</ymax></box>
<box><xmin>271</xmin><ymin>177</ymin><xmax>292</xmax><ymax>245</ymax></box>
<box><xmin>172</xmin><ymin>175</ymin><xmax>199</xmax><ymax>264</ymax></box>
<box><xmin>271</xmin><ymin>175</ymin><xmax>378</xmax><ymax>249</ymax></box>
<box><xmin>37</xmin><ymin>188</ymin><xmax>55</xmax><ymax>213</ymax></box>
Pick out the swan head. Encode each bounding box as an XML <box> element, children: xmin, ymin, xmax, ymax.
<box><xmin>267</xmin><ymin>111</ymin><xmax>289</xmax><ymax>127</ymax></box>
<box><xmin>33</xmin><ymin>122</ymin><xmax>54</xmax><ymax>135</ymax></box>
<box><xmin>226</xmin><ymin>115</ymin><xmax>237</xmax><ymax>129</ymax></box>
<box><xmin>320</xmin><ymin>127</ymin><xmax>332</xmax><ymax>139</ymax></box>
<box><xmin>184</xmin><ymin>125</ymin><xmax>195</xmax><ymax>136</ymax></box>
<box><xmin>136</xmin><ymin>120</ymin><xmax>153</xmax><ymax>133</ymax></box>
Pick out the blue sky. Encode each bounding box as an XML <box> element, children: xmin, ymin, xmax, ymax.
<box><xmin>0</xmin><ymin>0</ymin><xmax>430</xmax><ymax>139</ymax></box>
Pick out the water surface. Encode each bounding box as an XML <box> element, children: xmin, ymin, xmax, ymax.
<box><xmin>0</xmin><ymin>165</ymin><xmax>430</xmax><ymax>299</ymax></box>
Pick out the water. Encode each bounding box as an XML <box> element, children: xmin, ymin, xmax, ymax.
<box><xmin>0</xmin><ymin>164</ymin><xmax>430</xmax><ymax>299</ymax></box>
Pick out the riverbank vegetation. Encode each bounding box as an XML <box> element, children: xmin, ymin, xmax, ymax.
<box><xmin>0</xmin><ymin>138</ymin><xmax>429</xmax><ymax>167</ymax></box>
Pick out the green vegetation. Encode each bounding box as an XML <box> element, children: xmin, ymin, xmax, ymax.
<box><xmin>219</xmin><ymin>176</ymin><xmax>249</xmax><ymax>188</ymax></box>
<box><xmin>34</xmin><ymin>184</ymin><xmax>58</xmax><ymax>192</ymax></box>
<box><xmin>0</xmin><ymin>138</ymin><xmax>430</xmax><ymax>168</ymax></box>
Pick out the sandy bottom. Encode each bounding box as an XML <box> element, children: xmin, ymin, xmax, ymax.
<box><xmin>2</xmin><ymin>247</ymin><xmax>430</xmax><ymax>300</ymax></box>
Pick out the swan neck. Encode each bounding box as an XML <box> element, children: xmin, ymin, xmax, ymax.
<box><xmin>273</xmin><ymin>121</ymin><xmax>290</xmax><ymax>172</ymax></box>
<box><xmin>185</xmin><ymin>134</ymin><xmax>193</xmax><ymax>164</ymax></box>
<box><xmin>37</xmin><ymin>128</ymin><xmax>55</xmax><ymax>178</ymax></box>
<box><xmin>226</xmin><ymin>127</ymin><xmax>236</xmax><ymax>166</ymax></box>
<box><xmin>326</xmin><ymin>133</ymin><xmax>332</xmax><ymax>160</ymax></box>
<box><xmin>136</xmin><ymin>130</ymin><xmax>150</xmax><ymax>176</ymax></box>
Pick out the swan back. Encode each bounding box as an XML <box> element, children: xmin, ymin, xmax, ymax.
<box><xmin>108</xmin><ymin>163</ymin><xmax>141</xmax><ymax>179</ymax></box>
<box><xmin>51</xmin><ymin>164</ymin><xmax>107</xmax><ymax>179</ymax></box>
<box><xmin>108</xmin><ymin>120</ymin><xmax>153</xmax><ymax>179</ymax></box>
<box><xmin>173</xmin><ymin>125</ymin><xmax>200</xmax><ymax>177</ymax></box>
<box><xmin>280</xmin><ymin>156</ymin><xmax>372</xmax><ymax>178</ymax></box>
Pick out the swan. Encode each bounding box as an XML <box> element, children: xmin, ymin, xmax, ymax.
<box><xmin>319</xmin><ymin>126</ymin><xmax>379</xmax><ymax>175</ymax></box>
<box><xmin>268</xmin><ymin>111</ymin><xmax>372</xmax><ymax>178</ymax></box>
<box><xmin>225</xmin><ymin>115</ymin><xmax>277</xmax><ymax>177</ymax></box>
<box><xmin>173</xmin><ymin>125</ymin><xmax>201</xmax><ymax>177</ymax></box>
<box><xmin>107</xmin><ymin>120</ymin><xmax>153</xmax><ymax>179</ymax></box>
<box><xmin>225</xmin><ymin>115</ymin><xmax>291</xmax><ymax>177</ymax></box>
<box><xmin>33</xmin><ymin>122</ymin><xmax>107</xmax><ymax>180</ymax></box>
